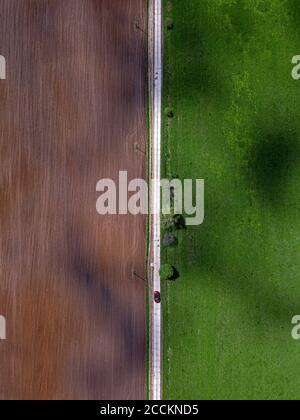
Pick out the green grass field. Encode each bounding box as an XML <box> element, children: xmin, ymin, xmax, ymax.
<box><xmin>162</xmin><ymin>0</ymin><xmax>300</xmax><ymax>400</ymax></box>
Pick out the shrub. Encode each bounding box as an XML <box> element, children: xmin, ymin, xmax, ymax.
<box><xmin>162</xmin><ymin>212</ymin><xmax>175</xmax><ymax>231</ymax></box>
<box><xmin>163</xmin><ymin>232</ymin><xmax>178</xmax><ymax>247</ymax></box>
<box><xmin>166</xmin><ymin>19</ymin><xmax>174</xmax><ymax>31</ymax></box>
<box><xmin>173</xmin><ymin>214</ymin><xmax>187</xmax><ymax>230</ymax></box>
<box><xmin>162</xmin><ymin>212</ymin><xmax>186</xmax><ymax>232</ymax></box>
<box><xmin>164</xmin><ymin>107</ymin><xmax>174</xmax><ymax>119</ymax></box>
<box><xmin>160</xmin><ymin>264</ymin><xmax>175</xmax><ymax>281</ymax></box>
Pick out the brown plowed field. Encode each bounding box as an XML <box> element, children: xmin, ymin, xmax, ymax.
<box><xmin>0</xmin><ymin>0</ymin><xmax>146</xmax><ymax>400</ymax></box>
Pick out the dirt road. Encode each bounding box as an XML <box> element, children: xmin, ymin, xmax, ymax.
<box><xmin>0</xmin><ymin>0</ymin><xmax>146</xmax><ymax>400</ymax></box>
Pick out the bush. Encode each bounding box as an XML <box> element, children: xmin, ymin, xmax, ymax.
<box><xmin>166</xmin><ymin>19</ymin><xmax>174</xmax><ymax>31</ymax></box>
<box><xmin>173</xmin><ymin>214</ymin><xmax>186</xmax><ymax>230</ymax></box>
<box><xmin>162</xmin><ymin>212</ymin><xmax>186</xmax><ymax>232</ymax></box>
<box><xmin>162</xmin><ymin>212</ymin><xmax>175</xmax><ymax>231</ymax></box>
<box><xmin>164</xmin><ymin>107</ymin><xmax>174</xmax><ymax>119</ymax></box>
<box><xmin>160</xmin><ymin>264</ymin><xmax>175</xmax><ymax>281</ymax></box>
<box><xmin>163</xmin><ymin>232</ymin><xmax>178</xmax><ymax>247</ymax></box>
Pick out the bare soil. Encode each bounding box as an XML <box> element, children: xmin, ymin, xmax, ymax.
<box><xmin>0</xmin><ymin>0</ymin><xmax>146</xmax><ymax>400</ymax></box>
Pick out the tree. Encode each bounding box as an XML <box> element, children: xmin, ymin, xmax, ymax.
<box><xmin>166</xmin><ymin>18</ymin><xmax>174</xmax><ymax>31</ymax></box>
<box><xmin>160</xmin><ymin>264</ymin><xmax>175</xmax><ymax>281</ymax></box>
<box><xmin>164</xmin><ymin>107</ymin><xmax>174</xmax><ymax>119</ymax></box>
<box><xmin>162</xmin><ymin>212</ymin><xmax>186</xmax><ymax>232</ymax></box>
<box><xmin>162</xmin><ymin>212</ymin><xmax>175</xmax><ymax>231</ymax></box>
<box><xmin>173</xmin><ymin>214</ymin><xmax>186</xmax><ymax>230</ymax></box>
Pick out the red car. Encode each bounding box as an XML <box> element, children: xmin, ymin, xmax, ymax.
<box><xmin>154</xmin><ymin>291</ymin><xmax>161</xmax><ymax>304</ymax></box>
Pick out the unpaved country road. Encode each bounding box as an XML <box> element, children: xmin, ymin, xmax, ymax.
<box><xmin>0</xmin><ymin>0</ymin><xmax>146</xmax><ymax>400</ymax></box>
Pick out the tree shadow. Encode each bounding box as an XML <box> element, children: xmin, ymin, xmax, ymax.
<box><xmin>223</xmin><ymin>0</ymin><xmax>256</xmax><ymax>43</ymax></box>
<box><xmin>188</xmin><ymin>222</ymin><xmax>300</xmax><ymax>333</ymax></box>
<box><xmin>165</xmin><ymin>6</ymin><xmax>223</xmax><ymax>102</ymax></box>
<box><xmin>170</xmin><ymin>266</ymin><xmax>180</xmax><ymax>281</ymax></box>
<box><xmin>165</xmin><ymin>0</ymin><xmax>258</xmax><ymax>106</ymax></box>
<box><xmin>246</xmin><ymin>126</ymin><xmax>300</xmax><ymax>206</ymax></box>
<box><xmin>287</xmin><ymin>0</ymin><xmax>300</xmax><ymax>28</ymax></box>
